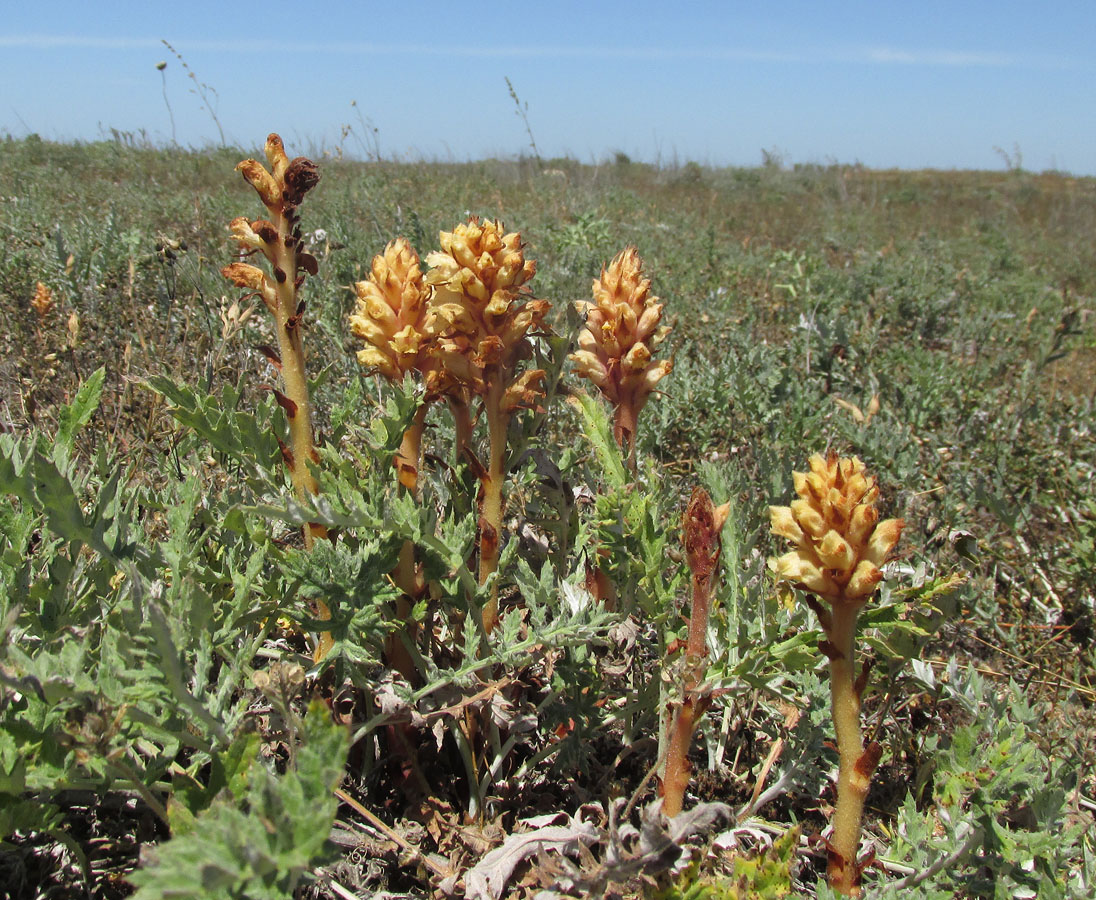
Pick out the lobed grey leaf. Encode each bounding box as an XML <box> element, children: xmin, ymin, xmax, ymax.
<box><xmin>464</xmin><ymin>816</ymin><xmax>599</xmax><ymax>900</ymax></box>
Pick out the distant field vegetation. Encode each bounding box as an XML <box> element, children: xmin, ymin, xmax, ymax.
<box><xmin>0</xmin><ymin>135</ymin><xmax>1093</xmax><ymax>898</ymax></box>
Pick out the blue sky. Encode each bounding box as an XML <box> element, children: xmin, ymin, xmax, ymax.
<box><xmin>3</xmin><ymin>1</ymin><xmax>1094</xmax><ymax>173</ymax></box>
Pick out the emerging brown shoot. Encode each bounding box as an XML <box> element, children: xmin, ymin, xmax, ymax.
<box><xmin>571</xmin><ymin>247</ymin><xmax>672</xmax><ymax>467</ymax></box>
<box><xmin>769</xmin><ymin>453</ymin><xmax>904</xmax><ymax>896</ymax></box>
<box><xmin>662</xmin><ymin>487</ymin><xmax>728</xmax><ymax>818</ymax></box>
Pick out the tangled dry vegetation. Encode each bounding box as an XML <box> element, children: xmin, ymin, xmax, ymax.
<box><xmin>0</xmin><ymin>133</ymin><xmax>1094</xmax><ymax>899</ymax></box>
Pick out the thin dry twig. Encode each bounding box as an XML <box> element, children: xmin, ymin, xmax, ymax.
<box><xmin>333</xmin><ymin>787</ymin><xmax>452</xmax><ymax>880</ymax></box>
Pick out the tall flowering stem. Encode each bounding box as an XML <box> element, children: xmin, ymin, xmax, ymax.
<box><xmin>223</xmin><ymin>134</ymin><xmax>323</xmax><ymax>548</ymax></box>
<box><xmin>349</xmin><ymin>237</ymin><xmax>432</xmax><ymax>681</ymax></box>
<box><xmin>571</xmin><ymin>247</ymin><xmax>672</xmax><ymax>469</ymax></box>
<box><xmin>425</xmin><ymin>219</ymin><xmax>549</xmax><ymax>633</ymax></box>
<box><xmin>662</xmin><ymin>487</ymin><xmax>728</xmax><ymax>817</ymax></box>
<box><xmin>769</xmin><ymin>454</ymin><xmax>904</xmax><ymax>896</ymax></box>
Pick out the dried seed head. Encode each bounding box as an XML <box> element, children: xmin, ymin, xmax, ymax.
<box><xmin>423</xmin><ymin>218</ymin><xmax>548</xmax><ymax>407</ymax></box>
<box><xmin>235</xmin><ymin>133</ymin><xmax>319</xmax><ymax>216</ymax></box>
<box><xmin>349</xmin><ymin>237</ymin><xmax>431</xmax><ymax>380</ymax></box>
<box><xmin>769</xmin><ymin>454</ymin><xmax>904</xmax><ymax>606</ymax></box>
<box><xmin>571</xmin><ymin>247</ymin><xmax>672</xmax><ymax>440</ymax></box>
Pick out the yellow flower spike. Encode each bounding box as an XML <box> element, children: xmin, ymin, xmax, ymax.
<box><xmin>349</xmin><ymin>237</ymin><xmax>430</xmax><ymax>383</ymax></box>
<box><xmin>769</xmin><ymin>453</ymin><xmax>906</xmax><ymax>896</ymax></box>
<box><xmin>348</xmin><ymin>240</ymin><xmax>439</xmax><ymax>677</ymax></box>
<box><xmin>571</xmin><ymin>246</ymin><xmax>672</xmax><ymax>467</ymax></box>
<box><xmin>423</xmin><ymin>217</ymin><xmax>548</xmax><ymax>633</ymax></box>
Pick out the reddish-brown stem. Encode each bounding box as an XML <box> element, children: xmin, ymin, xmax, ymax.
<box><xmin>448</xmin><ymin>396</ymin><xmax>474</xmax><ymax>463</ymax></box>
<box><xmin>395</xmin><ymin>405</ymin><xmax>428</xmax><ymax>492</ymax></box>
<box><xmin>612</xmin><ymin>399</ymin><xmax>640</xmax><ymax>472</ymax></box>
<box><xmin>662</xmin><ymin>488</ymin><xmax>722</xmax><ymax>817</ymax></box>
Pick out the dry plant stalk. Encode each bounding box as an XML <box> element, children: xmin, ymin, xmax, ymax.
<box><xmin>662</xmin><ymin>487</ymin><xmax>728</xmax><ymax>817</ymax></box>
<box><xmin>349</xmin><ymin>237</ymin><xmax>432</xmax><ymax>681</ymax></box>
<box><xmin>222</xmin><ymin>133</ymin><xmax>323</xmax><ymax>547</ymax></box>
<box><xmin>424</xmin><ymin>218</ymin><xmax>549</xmax><ymax>633</ymax></box>
<box><xmin>769</xmin><ymin>453</ymin><xmax>904</xmax><ymax>896</ymax></box>
<box><xmin>571</xmin><ymin>247</ymin><xmax>672</xmax><ymax>467</ymax></box>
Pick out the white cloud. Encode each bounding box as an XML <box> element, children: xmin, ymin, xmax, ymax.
<box><xmin>0</xmin><ymin>34</ymin><xmax>1085</xmax><ymax>70</ymax></box>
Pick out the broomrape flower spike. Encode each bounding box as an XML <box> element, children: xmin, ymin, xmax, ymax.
<box><xmin>349</xmin><ymin>238</ymin><xmax>432</xmax><ymax>682</ymax></box>
<box><xmin>769</xmin><ymin>453</ymin><xmax>904</xmax><ymax>897</ymax></box>
<box><xmin>571</xmin><ymin>246</ymin><xmax>672</xmax><ymax>467</ymax></box>
<box><xmin>424</xmin><ymin>218</ymin><xmax>550</xmax><ymax>633</ymax></box>
<box><xmin>350</xmin><ymin>237</ymin><xmax>433</xmax><ymax>491</ymax></box>
<box><xmin>222</xmin><ymin>134</ymin><xmax>324</xmax><ymax>551</ymax></box>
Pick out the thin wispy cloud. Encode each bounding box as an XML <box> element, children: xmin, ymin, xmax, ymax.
<box><xmin>0</xmin><ymin>33</ymin><xmax>1086</xmax><ymax>70</ymax></box>
<box><xmin>866</xmin><ymin>47</ymin><xmax>1014</xmax><ymax>67</ymax></box>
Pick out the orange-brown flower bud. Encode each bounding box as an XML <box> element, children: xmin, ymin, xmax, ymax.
<box><xmin>236</xmin><ymin>159</ymin><xmax>281</xmax><ymax>209</ymax></box>
<box><xmin>264</xmin><ymin>133</ymin><xmax>290</xmax><ymax>180</ymax></box>
<box><xmin>769</xmin><ymin>454</ymin><xmax>904</xmax><ymax>606</ymax></box>
<box><xmin>31</xmin><ymin>281</ymin><xmax>54</xmax><ymax>319</ymax></box>
<box><xmin>222</xmin><ymin>262</ymin><xmax>278</xmax><ymax>313</ymax></box>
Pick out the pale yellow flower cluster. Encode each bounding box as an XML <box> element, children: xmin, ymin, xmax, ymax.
<box><xmin>348</xmin><ymin>238</ymin><xmax>430</xmax><ymax>381</ymax></box>
<box><xmin>769</xmin><ymin>454</ymin><xmax>904</xmax><ymax>605</ymax></box>
<box><xmin>351</xmin><ymin>219</ymin><xmax>550</xmax><ymax>412</ymax></box>
<box><xmin>424</xmin><ymin>219</ymin><xmax>549</xmax><ymax>410</ymax></box>
<box><xmin>570</xmin><ymin>247</ymin><xmax>672</xmax><ymax>447</ymax></box>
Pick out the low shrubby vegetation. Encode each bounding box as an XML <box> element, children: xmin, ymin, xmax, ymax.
<box><xmin>0</xmin><ymin>132</ymin><xmax>1094</xmax><ymax>898</ymax></box>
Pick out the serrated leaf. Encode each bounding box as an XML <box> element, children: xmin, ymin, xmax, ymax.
<box><xmin>571</xmin><ymin>392</ymin><xmax>628</xmax><ymax>488</ymax></box>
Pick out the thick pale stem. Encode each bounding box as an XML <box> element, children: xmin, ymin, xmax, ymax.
<box><xmin>386</xmin><ymin>405</ymin><xmax>428</xmax><ymax>683</ymax></box>
<box><xmin>395</xmin><ymin>405</ymin><xmax>428</xmax><ymax>493</ymax></box>
<box><xmin>270</xmin><ymin>208</ymin><xmax>321</xmax><ymax>548</ymax></box>
<box><xmin>478</xmin><ymin>380</ymin><xmax>508</xmax><ymax>633</ymax></box>
<box><xmin>266</xmin><ymin>207</ymin><xmax>331</xmax><ymax>663</ymax></box>
<box><xmin>828</xmin><ymin>601</ymin><xmax>869</xmax><ymax>896</ymax></box>
<box><xmin>448</xmin><ymin>396</ymin><xmax>474</xmax><ymax>463</ymax></box>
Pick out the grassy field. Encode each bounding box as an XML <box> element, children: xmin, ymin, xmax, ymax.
<box><xmin>1</xmin><ymin>134</ymin><xmax>1094</xmax><ymax>898</ymax></box>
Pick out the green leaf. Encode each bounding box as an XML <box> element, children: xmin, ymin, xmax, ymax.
<box><xmin>572</xmin><ymin>392</ymin><xmax>628</xmax><ymax>488</ymax></box>
<box><xmin>131</xmin><ymin>703</ymin><xmax>348</xmax><ymax>900</ymax></box>
<box><xmin>56</xmin><ymin>366</ymin><xmax>105</xmax><ymax>452</ymax></box>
